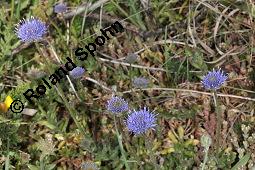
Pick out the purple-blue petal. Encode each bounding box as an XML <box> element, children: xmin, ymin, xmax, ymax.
<box><xmin>69</xmin><ymin>67</ymin><xmax>85</xmax><ymax>79</ymax></box>
<box><xmin>54</xmin><ymin>3</ymin><xmax>67</xmax><ymax>13</ymax></box>
<box><xmin>132</xmin><ymin>77</ymin><xmax>149</xmax><ymax>88</ymax></box>
<box><xmin>106</xmin><ymin>96</ymin><xmax>129</xmax><ymax>114</ymax></box>
<box><xmin>201</xmin><ymin>69</ymin><xmax>228</xmax><ymax>90</ymax></box>
<box><xmin>15</xmin><ymin>17</ymin><xmax>47</xmax><ymax>42</ymax></box>
<box><xmin>125</xmin><ymin>107</ymin><xmax>157</xmax><ymax>135</ymax></box>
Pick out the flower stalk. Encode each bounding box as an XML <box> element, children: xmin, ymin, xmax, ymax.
<box><xmin>201</xmin><ymin>133</ymin><xmax>212</xmax><ymax>170</ymax></box>
<box><xmin>213</xmin><ymin>90</ymin><xmax>221</xmax><ymax>152</ymax></box>
<box><xmin>113</xmin><ymin>115</ymin><xmax>130</xmax><ymax>170</ymax></box>
<box><xmin>35</xmin><ymin>43</ymin><xmax>86</xmax><ymax>136</ymax></box>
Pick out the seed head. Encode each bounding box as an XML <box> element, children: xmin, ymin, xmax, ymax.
<box><xmin>15</xmin><ymin>16</ymin><xmax>47</xmax><ymax>42</ymax></box>
<box><xmin>201</xmin><ymin>69</ymin><xmax>227</xmax><ymax>90</ymax></box>
<box><xmin>106</xmin><ymin>96</ymin><xmax>129</xmax><ymax>114</ymax></box>
<box><xmin>125</xmin><ymin>107</ymin><xmax>157</xmax><ymax>135</ymax></box>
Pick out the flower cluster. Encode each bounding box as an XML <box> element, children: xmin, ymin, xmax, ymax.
<box><xmin>106</xmin><ymin>96</ymin><xmax>158</xmax><ymax>135</ymax></box>
<box><xmin>132</xmin><ymin>77</ymin><xmax>149</xmax><ymax>88</ymax></box>
<box><xmin>54</xmin><ymin>3</ymin><xmax>67</xmax><ymax>13</ymax></box>
<box><xmin>69</xmin><ymin>66</ymin><xmax>85</xmax><ymax>79</ymax></box>
<box><xmin>201</xmin><ymin>69</ymin><xmax>227</xmax><ymax>90</ymax></box>
<box><xmin>106</xmin><ymin>96</ymin><xmax>129</xmax><ymax>114</ymax></box>
<box><xmin>126</xmin><ymin>107</ymin><xmax>157</xmax><ymax>135</ymax></box>
<box><xmin>15</xmin><ymin>16</ymin><xmax>47</xmax><ymax>42</ymax></box>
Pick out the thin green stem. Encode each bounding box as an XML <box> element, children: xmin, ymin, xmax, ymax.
<box><xmin>55</xmin><ymin>86</ymin><xmax>86</xmax><ymax>135</ymax></box>
<box><xmin>11</xmin><ymin>0</ymin><xmax>15</xmax><ymax>20</ymax></box>
<box><xmin>46</xmin><ymin>40</ymin><xmax>81</xmax><ymax>101</ymax></box>
<box><xmin>110</xmin><ymin>0</ymin><xmax>144</xmax><ymax>30</ymax></box>
<box><xmin>145</xmin><ymin>133</ymin><xmax>158</xmax><ymax>169</ymax></box>
<box><xmin>213</xmin><ymin>90</ymin><xmax>221</xmax><ymax>153</ymax></box>
<box><xmin>113</xmin><ymin>115</ymin><xmax>130</xmax><ymax>170</ymax></box>
<box><xmin>35</xmin><ymin>42</ymin><xmax>86</xmax><ymax>136</ymax></box>
<box><xmin>201</xmin><ymin>148</ymin><xmax>209</xmax><ymax>170</ymax></box>
<box><xmin>5</xmin><ymin>138</ymin><xmax>10</xmax><ymax>170</ymax></box>
<box><xmin>39</xmin><ymin>155</ymin><xmax>44</xmax><ymax>170</ymax></box>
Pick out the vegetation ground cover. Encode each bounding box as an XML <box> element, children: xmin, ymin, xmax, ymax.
<box><xmin>0</xmin><ymin>0</ymin><xmax>254</xmax><ymax>169</ymax></box>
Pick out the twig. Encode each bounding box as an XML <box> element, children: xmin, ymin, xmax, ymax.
<box><xmin>63</xmin><ymin>0</ymin><xmax>109</xmax><ymax>19</ymax></box>
<box><xmin>84</xmin><ymin>77</ymin><xmax>112</xmax><ymax>92</ymax></box>
<box><xmin>153</xmin><ymin>39</ymin><xmax>195</xmax><ymax>47</ymax></box>
<box><xmin>195</xmin><ymin>0</ymin><xmax>252</xmax><ymax>29</ymax></box>
<box><xmin>98</xmin><ymin>56</ymin><xmax>202</xmax><ymax>73</ymax></box>
<box><xmin>205</xmin><ymin>47</ymin><xmax>246</xmax><ymax>64</ymax></box>
<box><xmin>48</xmin><ymin>42</ymin><xmax>81</xmax><ymax>101</ymax></box>
<box><xmin>98</xmin><ymin>57</ymin><xmax>167</xmax><ymax>72</ymax></box>
<box><xmin>121</xmin><ymin>87</ymin><xmax>255</xmax><ymax>101</ymax></box>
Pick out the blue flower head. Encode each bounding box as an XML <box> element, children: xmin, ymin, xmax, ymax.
<box><xmin>106</xmin><ymin>96</ymin><xmax>129</xmax><ymax>114</ymax></box>
<box><xmin>201</xmin><ymin>69</ymin><xmax>228</xmax><ymax>90</ymax></box>
<box><xmin>132</xmin><ymin>77</ymin><xmax>149</xmax><ymax>88</ymax></box>
<box><xmin>125</xmin><ymin>107</ymin><xmax>157</xmax><ymax>135</ymax></box>
<box><xmin>54</xmin><ymin>3</ymin><xmax>67</xmax><ymax>13</ymax></box>
<box><xmin>81</xmin><ymin>162</ymin><xmax>99</xmax><ymax>170</ymax></box>
<box><xmin>69</xmin><ymin>66</ymin><xmax>85</xmax><ymax>79</ymax></box>
<box><xmin>124</xmin><ymin>53</ymin><xmax>138</xmax><ymax>64</ymax></box>
<box><xmin>15</xmin><ymin>16</ymin><xmax>47</xmax><ymax>42</ymax></box>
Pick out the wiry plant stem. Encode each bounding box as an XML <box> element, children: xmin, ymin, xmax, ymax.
<box><xmin>213</xmin><ymin>90</ymin><xmax>221</xmax><ymax>153</ymax></box>
<box><xmin>144</xmin><ymin>132</ymin><xmax>159</xmax><ymax>169</ymax></box>
<box><xmin>55</xmin><ymin>86</ymin><xmax>86</xmax><ymax>135</ymax></box>
<box><xmin>201</xmin><ymin>147</ymin><xmax>209</xmax><ymax>170</ymax></box>
<box><xmin>35</xmin><ymin>43</ymin><xmax>86</xmax><ymax>136</ymax></box>
<box><xmin>129</xmin><ymin>63</ymin><xmax>136</xmax><ymax>99</ymax></box>
<box><xmin>39</xmin><ymin>155</ymin><xmax>44</xmax><ymax>170</ymax></box>
<box><xmin>47</xmin><ymin>41</ymin><xmax>81</xmax><ymax>101</ymax></box>
<box><xmin>113</xmin><ymin>115</ymin><xmax>130</xmax><ymax>170</ymax></box>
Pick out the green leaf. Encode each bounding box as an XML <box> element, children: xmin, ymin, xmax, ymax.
<box><xmin>45</xmin><ymin>164</ymin><xmax>56</xmax><ymax>170</ymax></box>
<box><xmin>27</xmin><ymin>164</ymin><xmax>39</xmax><ymax>170</ymax></box>
<box><xmin>231</xmin><ymin>153</ymin><xmax>251</xmax><ymax>170</ymax></box>
<box><xmin>37</xmin><ymin>120</ymin><xmax>56</xmax><ymax>130</ymax></box>
<box><xmin>188</xmin><ymin>50</ymin><xmax>207</xmax><ymax>71</ymax></box>
<box><xmin>20</xmin><ymin>0</ymin><xmax>30</xmax><ymax>11</ymax></box>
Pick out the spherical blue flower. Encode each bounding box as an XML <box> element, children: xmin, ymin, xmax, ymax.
<box><xmin>81</xmin><ymin>162</ymin><xmax>99</xmax><ymax>170</ymax></box>
<box><xmin>54</xmin><ymin>3</ymin><xmax>67</xmax><ymax>13</ymax></box>
<box><xmin>15</xmin><ymin>16</ymin><xmax>47</xmax><ymax>42</ymax></box>
<box><xmin>69</xmin><ymin>66</ymin><xmax>85</xmax><ymax>79</ymax></box>
<box><xmin>106</xmin><ymin>96</ymin><xmax>129</xmax><ymax>114</ymax></box>
<box><xmin>201</xmin><ymin>69</ymin><xmax>228</xmax><ymax>90</ymax></box>
<box><xmin>125</xmin><ymin>107</ymin><xmax>157</xmax><ymax>135</ymax></box>
<box><xmin>132</xmin><ymin>77</ymin><xmax>149</xmax><ymax>88</ymax></box>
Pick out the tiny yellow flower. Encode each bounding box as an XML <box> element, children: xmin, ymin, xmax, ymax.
<box><xmin>4</xmin><ymin>96</ymin><xmax>13</xmax><ymax>109</ymax></box>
